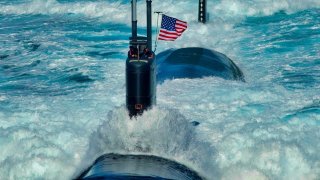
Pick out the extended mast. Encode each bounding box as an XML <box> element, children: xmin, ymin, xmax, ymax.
<box><xmin>198</xmin><ymin>0</ymin><xmax>207</xmax><ymax>23</ymax></box>
<box><xmin>131</xmin><ymin>0</ymin><xmax>137</xmax><ymax>42</ymax></box>
<box><xmin>146</xmin><ymin>0</ymin><xmax>152</xmax><ymax>49</ymax></box>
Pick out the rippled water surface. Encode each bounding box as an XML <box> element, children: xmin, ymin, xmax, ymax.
<box><xmin>0</xmin><ymin>0</ymin><xmax>319</xmax><ymax>179</ymax></box>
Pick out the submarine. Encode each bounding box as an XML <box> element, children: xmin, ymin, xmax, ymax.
<box><xmin>76</xmin><ymin>0</ymin><xmax>244</xmax><ymax>179</ymax></box>
<box><xmin>126</xmin><ymin>0</ymin><xmax>244</xmax><ymax>116</ymax></box>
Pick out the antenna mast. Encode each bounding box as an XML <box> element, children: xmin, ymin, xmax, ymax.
<box><xmin>131</xmin><ymin>0</ymin><xmax>138</xmax><ymax>43</ymax></box>
<box><xmin>198</xmin><ymin>0</ymin><xmax>207</xmax><ymax>23</ymax></box>
<box><xmin>146</xmin><ymin>0</ymin><xmax>152</xmax><ymax>49</ymax></box>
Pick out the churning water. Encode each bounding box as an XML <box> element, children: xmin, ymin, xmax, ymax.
<box><xmin>0</xmin><ymin>0</ymin><xmax>319</xmax><ymax>179</ymax></box>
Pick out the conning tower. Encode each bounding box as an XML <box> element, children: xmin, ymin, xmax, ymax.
<box><xmin>126</xmin><ymin>0</ymin><xmax>156</xmax><ymax>117</ymax></box>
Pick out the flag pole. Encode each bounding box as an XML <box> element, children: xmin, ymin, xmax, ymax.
<box><xmin>153</xmin><ymin>11</ymin><xmax>163</xmax><ymax>53</ymax></box>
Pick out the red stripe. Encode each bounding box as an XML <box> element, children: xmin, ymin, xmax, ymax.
<box><xmin>175</xmin><ymin>28</ymin><xmax>186</xmax><ymax>33</ymax></box>
<box><xmin>159</xmin><ymin>32</ymin><xmax>181</xmax><ymax>38</ymax></box>
<box><xmin>160</xmin><ymin>29</ymin><xmax>180</xmax><ymax>36</ymax></box>
<box><xmin>176</xmin><ymin>21</ymin><xmax>187</xmax><ymax>28</ymax></box>
<box><xmin>176</xmin><ymin>24</ymin><xmax>187</xmax><ymax>29</ymax></box>
<box><xmin>159</xmin><ymin>31</ymin><xmax>181</xmax><ymax>37</ymax></box>
<box><xmin>159</xmin><ymin>34</ymin><xmax>179</xmax><ymax>40</ymax></box>
<box><xmin>158</xmin><ymin>31</ymin><xmax>179</xmax><ymax>39</ymax></box>
<box><xmin>158</xmin><ymin>36</ymin><xmax>176</xmax><ymax>40</ymax></box>
<box><xmin>158</xmin><ymin>37</ymin><xmax>176</xmax><ymax>41</ymax></box>
<box><xmin>176</xmin><ymin>19</ymin><xmax>187</xmax><ymax>24</ymax></box>
<box><xmin>159</xmin><ymin>33</ymin><xmax>179</xmax><ymax>38</ymax></box>
<box><xmin>159</xmin><ymin>35</ymin><xmax>180</xmax><ymax>39</ymax></box>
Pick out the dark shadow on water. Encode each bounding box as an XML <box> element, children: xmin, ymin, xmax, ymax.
<box><xmin>191</xmin><ymin>121</ymin><xmax>200</xmax><ymax>126</ymax></box>
<box><xmin>67</xmin><ymin>73</ymin><xmax>94</xmax><ymax>83</ymax></box>
<box><xmin>86</xmin><ymin>51</ymin><xmax>119</xmax><ymax>59</ymax></box>
<box><xmin>23</xmin><ymin>41</ymin><xmax>41</xmax><ymax>52</ymax></box>
<box><xmin>30</xmin><ymin>60</ymin><xmax>41</xmax><ymax>67</ymax></box>
<box><xmin>51</xmin><ymin>72</ymin><xmax>95</xmax><ymax>84</ymax></box>
<box><xmin>2</xmin><ymin>60</ymin><xmax>41</xmax><ymax>72</ymax></box>
<box><xmin>0</xmin><ymin>55</ymin><xmax>9</xmax><ymax>60</ymax></box>
<box><xmin>2</xmin><ymin>64</ymin><xmax>14</xmax><ymax>69</ymax></box>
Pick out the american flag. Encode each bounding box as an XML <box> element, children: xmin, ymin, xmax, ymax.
<box><xmin>158</xmin><ymin>14</ymin><xmax>187</xmax><ymax>41</ymax></box>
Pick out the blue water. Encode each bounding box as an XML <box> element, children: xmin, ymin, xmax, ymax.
<box><xmin>0</xmin><ymin>0</ymin><xmax>319</xmax><ymax>179</ymax></box>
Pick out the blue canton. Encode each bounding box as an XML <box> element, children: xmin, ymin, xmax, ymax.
<box><xmin>161</xmin><ymin>15</ymin><xmax>176</xmax><ymax>31</ymax></box>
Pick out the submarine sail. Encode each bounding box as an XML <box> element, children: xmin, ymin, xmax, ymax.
<box><xmin>126</xmin><ymin>0</ymin><xmax>156</xmax><ymax>117</ymax></box>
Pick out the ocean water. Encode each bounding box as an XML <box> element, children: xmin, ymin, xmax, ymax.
<box><xmin>0</xmin><ymin>0</ymin><xmax>319</xmax><ymax>179</ymax></box>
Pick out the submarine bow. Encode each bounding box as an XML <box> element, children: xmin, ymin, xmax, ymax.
<box><xmin>76</xmin><ymin>153</ymin><xmax>203</xmax><ymax>180</ymax></box>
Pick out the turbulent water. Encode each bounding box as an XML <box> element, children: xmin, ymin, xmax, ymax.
<box><xmin>0</xmin><ymin>0</ymin><xmax>319</xmax><ymax>179</ymax></box>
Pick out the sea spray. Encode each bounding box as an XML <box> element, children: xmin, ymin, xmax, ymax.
<box><xmin>78</xmin><ymin>106</ymin><xmax>217</xmax><ymax>179</ymax></box>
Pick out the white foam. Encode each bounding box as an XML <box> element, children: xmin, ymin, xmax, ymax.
<box><xmin>75</xmin><ymin>106</ymin><xmax>216</xmax><ymax>178</ymax></box>
<box><xmin>1</xmin><ymin>0</ymin><xmax>320</xmax><ymax>24</ymax></box>
<box><xmin>0</xmin><ymin>0</ymin><xmax>319</xmax><ymax>179</ymax></box>
<box><xmin>0</xmin><ymin>0</ymin><xmax>130</xmax><ymax>23</ymax></box>
<box><xmin>1</xmin><ymin>0</ymin><xmax>318</xmax><ymax>56</ymax></box>
<box><xmin>0</xmin><ymin>66</ymin><xmax>319</xmax><ymax>179</ymax></box>
<box><xmin>156</xmin><ymin>77</ymin><xmax>320</xmax><ymax>179</ymax></box>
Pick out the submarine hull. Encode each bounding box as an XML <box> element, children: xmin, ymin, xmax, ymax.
<box><xmin>156</xmin><ymin>47</ymin><xmax>244</xmax><ymax>83</ymax></box>
<box><xmin>76</xmin><ymin>153</ymin><xmax>203</xmax><ymax>179</ymax></box>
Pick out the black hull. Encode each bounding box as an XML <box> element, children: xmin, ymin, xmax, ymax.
<box><xmin>157</xmin><ymin>47</ymin><xmax>244</xmax><ymax>83</ymax></box>
<box><xmin>76</xmin><ymin>153</ymin><xmax>203</xmax><ymax>179</ymax></box>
